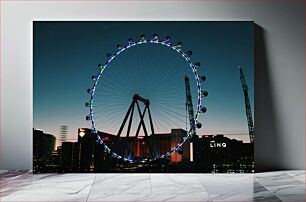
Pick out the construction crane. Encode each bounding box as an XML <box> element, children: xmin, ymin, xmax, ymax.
<box><xmin>185</xmin><ymin>76</ymin><xmax>197</xmax><ymax>138</ymax></box>
<box><xmin>239</xmin><ymin>67</ymin><xmax>255</xmax><ymax>143</ymax></box>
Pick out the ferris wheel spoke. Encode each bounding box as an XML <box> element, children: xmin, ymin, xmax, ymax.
<box><xmin>94</xmin><ymin>109</ymin><xmax>122</xmax><ymax>120</ymax></box>
<box><xmin>155</xmin><ymin>104</ymin><xmax>185</xmax><ymax>121</ymax></box>
<box><xmin>156</xmin><ymin>104</ymin><xmax>186</xmax><ymax>118</ymax></box>
<box><xmin>152</xmin><ymin>118</ymin><xmax>162</xmax><ymax>133</ymax></box>
<box><xmin>96</xmin><ymin>113</ymin><xmax>122</xmax><ymax>133</ymax></box>
<box><xmin>153</xmin><ymin>106</ymin><xmax>184</xmax><ymax>127</ymax></box>
<box><xmin>97</xmin><ymin>108</ymin><xmax>126</xmax><ymax>119</ymax></box>
<box><xmin>94</xmin><ymin>96</ymin><xmax>116</xmax><ymax>103</ymax></box>
<box><xmin>96</xmin><ymin>81</ymin><xmax>129</xmax><ymax>94</ymax></box>
<box><xmin>154</xmin><ymin>107</ymin><xmax>186</xmax><ymax>125</ymax></box>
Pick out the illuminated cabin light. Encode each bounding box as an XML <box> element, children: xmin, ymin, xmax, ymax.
<box><xmin>85</xmin><ymin>115</ymin><xmax>92</xmax><ymax>121</ymax></box>
<box><xmin>201</xmin><ymin>90</ymin><xmax>208</xmax><ymax>97</ymax></box>
<box><xmin>128</xmin><ymin>38</ymin><xmax>134</xmax><ymax>45</ymax></box>
<box><xmin>185</xmin><ymin>50</ymin><xmax>192</xmax><ymax>58</ymax></box>
<box><xmin>91</xmin><ymin>75</ymin><xmax>97</xmax><ymax>81</ymax></box>
<box><xmin>164</xmin><ymin>36</ymin><xmax>171</xmax><ymax>44</ymax></box>
<box><xmin>85</xmin><ymin>102</ymin><xmax>92</xmax><ymax>107</ymax></box>
<box><xmin>200</xmin><ymin>75</ymin><xmax>206</xmax><ymax>81</ymax></box>
<box><xmin>117</xmin><ymin>44</ymin><xmax>123</xmax><ymax>50</ymax></box>
<box><xmin>98</xmin><ymin>64</ymin><xmax>105</xmax><ymax>70</ymax></box>
<box><xmin>174</xmin><ymin>42</ymin><xmax>183</xmax><ymax>51</ymax></box>
<box><xmin>196</xmin><ymin>122</ymin><xmax>202</xmax><ymax>129</ymax></box>
<box><xmin>194</xmin><ymin>62</ymin><xmax>201</xmax><ymax>69</ymax></box>
<box><xmin>87</xmin><ymin>88</ymin><xmax>93</xmax><ymax>94</ymax></box>
<box><xmin>152</xmin><ymin>34</ymin><xmax>158</xmax><ymax>41</ymax></box>
<box><xmin>200</xmin><ymin>106</ymin><xmax>207</xmax><ymax>113</ymax></box>
<box><xmin>140</xmin><ymin>34</ymin><xmax>146</xmax><ymax>42</ymax></box>
<box><xmin>176</xmin><ymin>42</ymin><xmax>182</xmax><ymax>47</ymax></box>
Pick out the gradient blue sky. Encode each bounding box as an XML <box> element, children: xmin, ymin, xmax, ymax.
<box><xmin>34</xmin><ymin>21</ymin><xmax>254</xmax><ymax>146</ymax></box>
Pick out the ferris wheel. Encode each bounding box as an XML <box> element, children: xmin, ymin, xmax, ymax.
<box><xmin>86</xmin><ymin>34</ymin><xmax>208</xmax><ymax>164</ymax></box>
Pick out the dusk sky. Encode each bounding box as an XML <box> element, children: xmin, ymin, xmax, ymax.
<box><xmin>34</xmin><ymin>21</ymin><xmax>254</xmax><ymax>147</ymax></box>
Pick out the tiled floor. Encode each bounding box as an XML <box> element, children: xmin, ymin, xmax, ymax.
<box><xmin>0</xmin><ymin>170</ymin><xmax>305</xmax><ymax>201</ymax></box>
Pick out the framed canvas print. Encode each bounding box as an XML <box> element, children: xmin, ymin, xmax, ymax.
<box><xmin>33</xmin><ymin>21</ymin><xmax>254</xmax><ymax>173</ymax></box>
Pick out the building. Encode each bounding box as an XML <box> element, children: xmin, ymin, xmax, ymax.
<box><xmin>151</xmin><ymin>129</ymin><xmax>191</xmax><ymax>163</ymax></box>
<box><xmin>72</xmin><ymin>142</ymin><xmax>81</xmax><ymax>171</ymax></box>
<box><xmin>77</xmin><ymin>128</ymin><xmax>95</xmax><ymax>172</ymax></box>
<box><xmin>59</xmin><ymin>142</ymin><xmax>81</xmax><ymax>172</ymax></box>
<box><xmin>75</xmin><ymin>128</ymin><xmax>192</xmax><ymax>172</ymax></box>
<box><xmin>54</xmin><ymin>128</ymin><xmax>253</xmax><ymax>173</ymax></box>
<box><xmin>50</xmin><ymin>148</ymin><xmax>60</xmax><ymax>172</ymax></box>
<box><xmin>196</xmin><ymin>134</ymin><xmax>254</xmax><ymax>173</ymax></box>
<box><xmin>33</xmin><ymin>129</ymin><xmax>56</xmax><ymax>173</ymax></box>
<box><xmin>60</xmin><ymin>142</ymin><xmax>73</xmax><ymax>171</ymax></box>
<box><xmin>78</xmin><ymin>128</ymin><xmax>114</xmax><ymax>172</ymax></box>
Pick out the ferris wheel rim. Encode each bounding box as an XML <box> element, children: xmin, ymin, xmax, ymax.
<box><xmin>86</xmin><ymin>35</ymin><xmax>206</xmax><ymax>164</ymax></box>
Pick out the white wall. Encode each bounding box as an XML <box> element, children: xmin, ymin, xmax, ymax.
<box><xmin>1</xmin><ymin>0</ymin><xmax>304</xmax><ymax>170</ymax></box>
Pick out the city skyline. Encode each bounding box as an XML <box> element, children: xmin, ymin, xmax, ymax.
<box><xmin>34</xmin><ymin>21</ymin><xmax>254</xmax><ymax>148</ymax></box>
<box><xmin>34</xmin><ymin>127</ymin><xmax>251</xmax><ymax>150</ymax></box>
<box><xmin>33</xmin><ymin>127</ymin><xmax>254</xmax><ymax>173</ymax></box>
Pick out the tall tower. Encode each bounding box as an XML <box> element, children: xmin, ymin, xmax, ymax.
<box><xmin>185</xmin><ymin>76</ymin><xmax>196</xmax><ymax>137</ymax></box>
<box><xmin>239</xmin><ymin>67</ymin><xmax>254</xmax><ymax>143</ymax></box>
<box><xmin>60</xmin><ymin>125</ymin><xmax>68</xmax><ymax>144</ymax></box>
